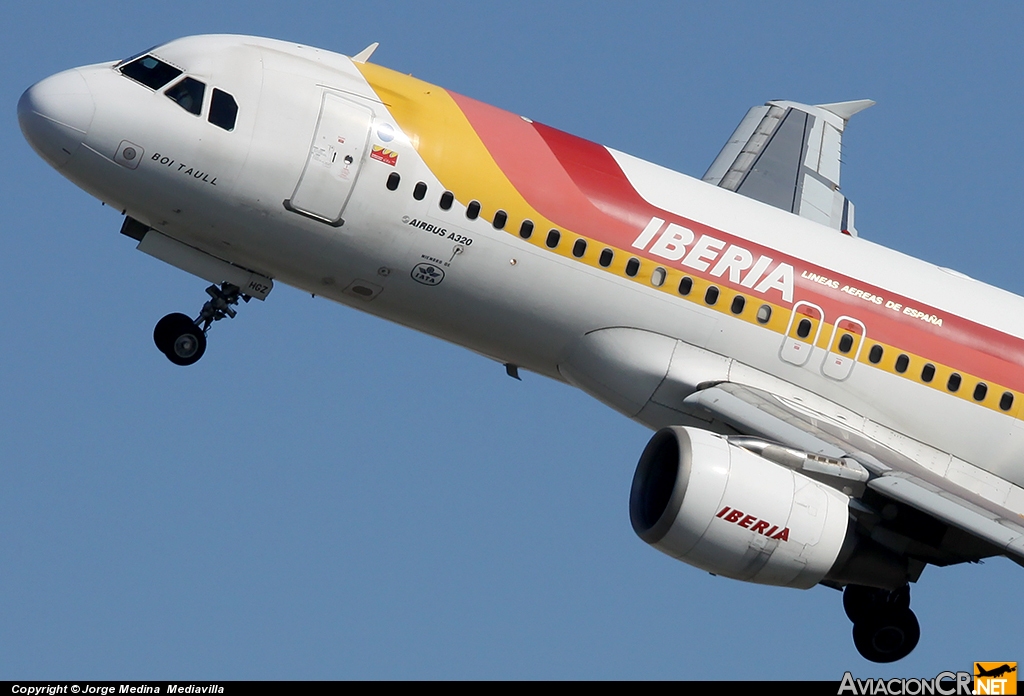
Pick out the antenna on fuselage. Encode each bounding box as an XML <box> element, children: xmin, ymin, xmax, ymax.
<box><xmin>352</xmin><ymin>42</ymin><xmax>379</xmax><ymax>63</ymax></box>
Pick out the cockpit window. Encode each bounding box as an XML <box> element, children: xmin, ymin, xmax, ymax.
<box><xmin>119</xmin><ymin>55</ymin><xmax>182</xmax><ymax>90</ymax></box>
<box><xmin>208</xmin><ymin>89</ymin><xmax>238</xmax><ymax>131</ymax></box>
<box><xmin>165</xmin><ymin>77</ymin><xmax>205</xmax><ymax>115</ymax></box>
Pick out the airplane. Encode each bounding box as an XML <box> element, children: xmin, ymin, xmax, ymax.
<box><xmin>17</xmin><ymin>34</ymin><xmax>1024</xmax><ymax>664</ymax></box>
<box><xmin>975</xmin><ymin>664</ymin><xmax>1017</xmax><ymax>679</ymax></box>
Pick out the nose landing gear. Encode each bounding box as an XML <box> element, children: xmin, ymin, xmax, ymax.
<box><xmin>843</xmin><ymin>584</ymin><xmax>920</xmax><ymax>663</ymax></box>
<box><xmin>153</xmin><ymin>282</ymin><xmax>249</xmax><ymax>365</ymax></box>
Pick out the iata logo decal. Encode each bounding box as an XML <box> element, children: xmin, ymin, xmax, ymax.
<box><xmin>370</xmin><ymin>145</ymin><xmax>398</xmax><ymax>166</ymax></box>
<box><xmin>716</xmin><ymin>506</ymin><xmax>790</xmax><ymax>541</ymax></box>
<box><xmin>975</xmin><ymin>663</ymin><xmax>1017</xmax><ymax>695</ymax></box>
<box><xmin>411</xmin><ymin>263</ymin><xmax>445</xmax><ymax>286</ymax></box>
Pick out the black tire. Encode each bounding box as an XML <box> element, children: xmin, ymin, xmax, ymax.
<box><xmin>154</xmin><ymin>313</ymin><xmax>207</xmax><ymax>365</ymax></box>
<box><xmin>167</xmin><ymin>324</ymin><xmax>206</xmax><ymax>366</ymax></box>
<box><xmin>852</xmin><ymin>608</ymin><xmax>921</xmax><ymax>663</ymax></box>
<box><xmin>154</xmin><ymin>313</ymin><xmax>194</xmax><ymax>355</ymax></box>
<box><xmin>843</xmin><ymin>585</ymin><xmax>879</xmax><ymax>623</ymax></box>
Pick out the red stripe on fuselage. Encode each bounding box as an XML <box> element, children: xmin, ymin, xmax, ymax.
<box><xmin>452</xmin><ymin>93</ymin><xmax>1024</xmax><ymax>390</ymax></box>
<box><xmin>447</xmin><ymin>92</ymin><xmax>642</xmax><ymax>241</ymax></box>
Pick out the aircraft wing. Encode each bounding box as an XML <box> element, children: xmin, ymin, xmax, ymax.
<box><xmin>703</xmin><ymin>99</ymin><xmax>874</xmax><ymax>236</ymax></box>
<box><xmin>680</xmin><ymin>382</ymin><xmax>1024</xmax><ymax>568</ymax></box>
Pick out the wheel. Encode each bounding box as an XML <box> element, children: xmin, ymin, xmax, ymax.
<box><xmin>167</xmin><ymin>326</ymin><xmax>206</xmax><ymax>366</ymax></box>
<box><xmin>843</xmin><ymin>585</ymin><xmax>878</xmax><ymax>623</ymax></box>
<box><xmin>844</xmin><ymin>584</ymin><xmax>912</xmax><ymax>623</ymax></box>
<box><xmin>153</xmin><ymin>312</ymin><xmax>207</xmax><ymax>365</ymax></box>
<box><xmin>154</xmin><ymin>313</ymin><xmax>193</xmax><ymax>355</ymax></box>
<box><xmin>852</xmin><ymin>608</ymin><xmax>920</xmax><ymax>663</ymax></box>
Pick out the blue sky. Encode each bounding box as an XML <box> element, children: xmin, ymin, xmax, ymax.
<box><xmin>2</xmin><ymin>1</ymin><xmax>1022</xmax><ymax>680</ymax></box>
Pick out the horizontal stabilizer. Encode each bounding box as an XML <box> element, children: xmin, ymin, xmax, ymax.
<box><xmin>703</xmin><ymin>99</ymin><xmax>874</xmax><ymax>237</ymax></box>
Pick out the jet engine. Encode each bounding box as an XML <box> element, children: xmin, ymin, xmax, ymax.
<box><xmin>630</xmin><ymin>426</ymin><xmax>853</xmax><ymax>589</ymax></box>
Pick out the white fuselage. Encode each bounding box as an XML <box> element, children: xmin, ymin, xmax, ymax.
<box><xmin>20</xmin><ymin>35</ymin><xmax>1024</xmax><ymax>514</ymax></box>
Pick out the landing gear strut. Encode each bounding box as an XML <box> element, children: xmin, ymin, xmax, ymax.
<box><xmin>843</xmin><ymin>584</ymin><xmax>920</xmax><ymax>663</ymax></box>
<box><xmin>153</xmin><ymin>282</ymin><xmax>249</xmax><ymax>365</ymax></box>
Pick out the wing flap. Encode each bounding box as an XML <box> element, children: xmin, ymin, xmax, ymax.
<box><xmin>869</xmin><ymin>476</ymin><xmax>1024</xmax><ymax>566</ymax></box>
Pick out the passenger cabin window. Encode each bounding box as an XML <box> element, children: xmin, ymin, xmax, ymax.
<box><xmin>386</xmin><ymin>172</ymin><xmax>400</xmax><ymax>191</ymax></box>
<box><xmin>838</xmin><ymin>333</ymin><xmax>854</xmax><ymax>354</ymax></box>
<box><xmin>678</xmin><ymin>276</ymin><xmax>692</xmax><ymax>296</ymax></box>
<box><xmin>493</xmin><ymin>210</ymin><xmax>507</xmax><ymax>230</ymax></box>
<box><xmin>704</xmin><ymin>286</ymin><xmax>719</xmax><ymax>305</ymax></box>
<box><xmin>466</xmin><ymin>201</ymin><xmax>481</xmax><ymax>220</ymax></box>
<box><xmin>796</xmin><ymin>318</ymin><xmax>812</xmax><ymax>339</ymax></box>
<box><xmin>165</xmin><ymin>77</ymin><xmax>205</xmax><ymax>115</ymax></box>
<box><xmin>731</xmin><ymin>295</ymin><xmax>746</xmax><ymax>315</ymax></box>
<box><xmin>599</xmin><ymin>249</ymin><xmax>614</xmax><ymax>267</ymax></box>
<box><xmin>208</xmin><ymin>88</ymin><xmax>238</xmax><ymax>131</ymax></box>
<box><xmin>651</xmin><ymin>267</ymin><xmax>666</xmax><ymax>287</ymax></box>
<box><xmin>1001</xmin><ymin>392</ymin><xmax>1015</xmax><ymax>411</ymax></box>
<box><xmin>921</xmin><ymin>363</ymin><xmax>935</xmax><ymax>383</ymax></box>
<box><xmin>519</xmin><ymin>219</ymin><xmax>534</xmax><ymax>239</ymax></box>
<box><xmin>413</xmin><ymin>182</ymin><xmax>427</xmax><ymax>200</ymax></box>
<box><xmin>546</xmin><ymin>229</ymin><xmax>561</xmax><ymax>248</ymax></box>
<box><xmin>120</xmin><ymin>55</ymin><xmax>182</xmax><ymax>90</ymax></box>
<box><xmin>439</xmin><ymin>191</ymin><xmax>454</xmax><ymax>210</ymax></box>
<box><xmin>572</xmin><ymin>239</ymin><xmax>587</xmax><ymax>258</ymax></box>
<box><xmin>947</xmin><ymin>373</ymin><xmax>962</xmax><ymax>392</ymax></box>
<box><xmin>756</xmin><ymin>305</ymin><xmax>772</xmax><ymax>324</ymax></box>
<box><xmin>625</xmin><ymin>258</ymin><xmax>640</xmax><ymax>277</ymax></box>
<box><xmin>895</xmin><ymin>354</ymin><xmax>909</xmax><ymax>373</ymax></box>
<box><xmin>868</xmin><ymin>345</ymin><xmax>883</xmax><ymax>364</ymax></box>
<box><xmin>974</xmin><ymin>383</ymin><xmax>988</xmax><ymax>402</ymax></box>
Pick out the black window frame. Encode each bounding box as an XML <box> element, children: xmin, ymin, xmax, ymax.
<box><xmin>165</xmin><ymin>76</ymin><xmax>206</xmax><ymax>116</ymax></box>
<box><xmin>119</xmin><ymin>54</ymin><xmax>183</xmax><ymax>90</ymax></box>
<box><xmin>208</xmin><ymin>88</ymin><xmax>238</xmax><ymax>131</ymax></box>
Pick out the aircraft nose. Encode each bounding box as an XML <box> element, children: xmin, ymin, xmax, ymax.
<box><xmin>18</xmin><ymin>68</ymin><xmax>96</xmax><ymax>170</ymax></box>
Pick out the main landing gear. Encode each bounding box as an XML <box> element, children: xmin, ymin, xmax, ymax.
<box><xmin>153</xmin><ymin>282</ymin><xmax>250</xmax><ymax>365</ymax></box>
<box><xmin>843</xmin><ymin>584</ymin><xmax>920</xmax><ymax>663</ymax></box>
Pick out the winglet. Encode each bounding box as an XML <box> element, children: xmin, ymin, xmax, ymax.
<box><xmin>816</xmin><ymin>99</ymin><xmax>875</xmax><ymax>123</ymax></box>
<box><xmin>352</xmin><ymin>42</ymin><xmax>379</xmax><ymax>64</ymax></box>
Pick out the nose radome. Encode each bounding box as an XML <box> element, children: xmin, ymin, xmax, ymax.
<box><xmin>18</xmin><ymin>68</ymin><xmax>96</xmax><ymax>170</ymax></box>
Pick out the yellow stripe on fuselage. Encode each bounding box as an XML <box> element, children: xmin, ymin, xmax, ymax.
<box><xmin>355</xmin><ymin>63</ymin><xmax>558</xmax><ymax>235</ymax></box>
<box><xmin>355</xmin><ymin>62</ymin><xmax>1023</xmax><ymax>421</ymax></box>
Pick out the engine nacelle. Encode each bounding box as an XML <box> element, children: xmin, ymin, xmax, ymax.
<box><xmin>630</xmin><ymin>426</ymin><xmax>852</xmax><ymax>589</ymax></box>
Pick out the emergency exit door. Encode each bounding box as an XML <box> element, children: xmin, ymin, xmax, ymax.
<box><xmin>285</xmin><ymin>92</ymin><xmax>372</xmax><ymax>226</ymax></box>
